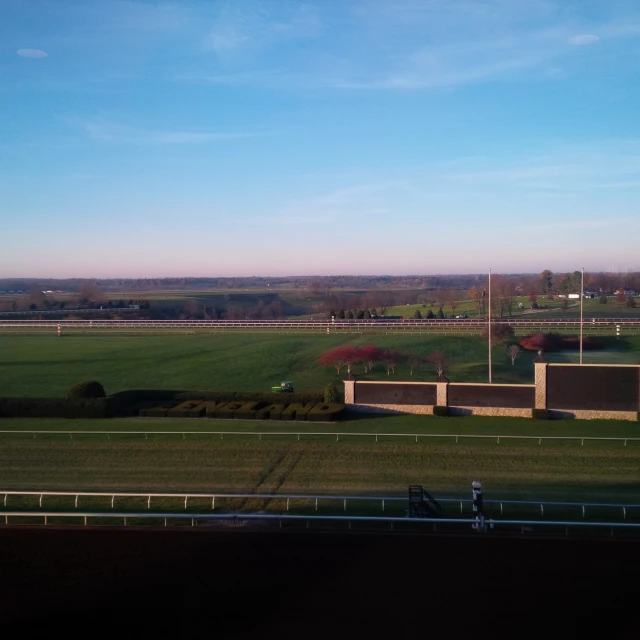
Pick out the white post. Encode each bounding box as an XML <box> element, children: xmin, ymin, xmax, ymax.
<box><xmin>488</xmin><ymin>269</ymin><xmax>492</xmax><ymax>384</ymax></box>
<box><xmin>580</xmin><ymin>267</ymin><xmax>584</xmax><ymax>364</ymax></box>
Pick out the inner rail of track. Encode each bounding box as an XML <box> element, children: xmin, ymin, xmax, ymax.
<box><xmin>2</xmin><ymin>489</ymin><xmax>639</xmax><ymax>520</ymax></box>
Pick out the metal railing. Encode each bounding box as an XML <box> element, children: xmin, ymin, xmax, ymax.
<box><xmin>2</xmin><ymin>489</ymin><xmax>638</xmax><ymax>520</ymax></box>
<box><xmin>2</xmin><ymin>511</ymin><xmax>640</xmax><ymax>535</ymax></box>
<box><xmin>1</xmin><ymin>430</ymin><xmax>638</xmax><ymax>446</ymax></box>
<box><xmin>2</xmin><ymin>318</ymin><xmax>640</xmax><ymax>328</ymax></box>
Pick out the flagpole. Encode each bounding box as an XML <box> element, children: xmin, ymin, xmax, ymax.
<box><xmin>580</xmin><ymin>267</ymin><xmax>584</xmax><ymax>364</ymax></box>
<box><xmin>488</xmin><ymin>268</ymin><xmax>492</xmax><ymax>384</ymax></box>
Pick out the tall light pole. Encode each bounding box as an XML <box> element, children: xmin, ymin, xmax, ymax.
<box><xmin>580</xmin><ymin>266</ymin><xmax>584</xmax><ymax>364</ymax></box>
<box><xmin>488</xmin><ymin>268</ymin><xmax>492</xmax><ymax>384</ymax></box>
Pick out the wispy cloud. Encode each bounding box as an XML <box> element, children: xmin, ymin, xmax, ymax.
<box><xmin>569</xmin><ymin>34</ymin><xmax>599</xmax><ymax>46</ymax></box>
<box><xmin>17</xmin><ymin>49</ymin><xmax>47</xmax><ymax>58</ymax></box>
<box><xmin>524</xmin><ymin>218</ymin><xmax>637</xmax><ymax>233</ymax></box>
<box><xmin>82</xmin><ymin>120</ymin><xmax>273</xmax><ymax>144</ymax></box>
<box><xmin>204</xmin><ymin>2</ymin><xmax>322</xmax><ymax>55</ymax></box>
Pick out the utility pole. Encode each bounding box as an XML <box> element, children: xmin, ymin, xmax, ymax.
<box><xmin>580</xmin><ymin>267</ymin><xmax>584</xmax><ymax>364</ymax></box>
<box><xmin>488</xmin><ymin>268</ymin><xmax>492</xmax><ymax>384</ymax></box>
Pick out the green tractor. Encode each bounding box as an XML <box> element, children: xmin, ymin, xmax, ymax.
<box><xmin>272</xmin><ymin>381</ymin><xmax>295</xmax><ymax>393</ymax></box>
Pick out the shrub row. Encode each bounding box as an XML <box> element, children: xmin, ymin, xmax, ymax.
<box><xmin>0</xmin><ymin>397</ymin><xmax>110</xmax><ymax>419</ymax></box>
<box><xmin>139</xmin><ymin>400</ymin><xmax>345</xmax><ymax>422</ymax></box>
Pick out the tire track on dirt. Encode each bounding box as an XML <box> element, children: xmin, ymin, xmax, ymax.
<box><xmin>241</xmin><ymin>447</ymin><xmax>305</xmax><ymax>511</ymax></box>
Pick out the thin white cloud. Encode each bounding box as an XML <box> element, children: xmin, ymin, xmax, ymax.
<box><xmin>204</xmin><ymin>2</ymin><xmax>322</xmax><ymax>55</ymax></box>
<box><xmin>17</xmin><ymin>49</ymin><xmax>47</xmax><ymax>58</ymax></box>
<box><xmin>207</xmin><ymin>26</ymin><xmax>250</xmax><ymax>53</ymax></box>
<box><xmin>569</xmin><ymin>34</ymin><xmax>599</xmax><ymax>46</ymax></box>
<box><xmin>525</xmin><ymin>218</ymin><xmax>635</xmax><ymax>232</ymax></box>
<box><xmin>82</xmin><ymin>120</ymin><xmax>272</xmax><ymax>144</ymax></box>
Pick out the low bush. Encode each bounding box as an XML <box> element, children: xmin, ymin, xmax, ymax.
<box><xmin>203</xmin><ymin>401</ymin><xmax>232</xmax><ymax>418</ymax></box>
<box><xmin>281</xmin><ymin>403</ymin><xmax>315</xmax><ymax>421</ymax></box>
<box><xmin>166</xmin><ymin>400</ymin><xmax>203</xmax><ymax>419</ymax></box>
<box><xmin>532</xmin><ymin>409</ymin><xmax>550</xmax><ymax>420</ymax></box>
<box><xmin>216</xmin><ymin>401</ymin><xmax>245</xmax><ymax>419</ymax></box>
<box><xmin>324</xmin><ymin>382</ymin><xmax>339</xmax><ymax>403</ymax></box>
<box><xmin>561</xmin><ymin>337</ymin><xmax>602</xmax><ymax>350</ymax></box>
<box><xmin>234</xmin><ymin>401</ymin><xmax>264</xmax><ymax>420</ymax></box>
<box><xmin>520</xmin><ymin>333</ymin><xmax>602</xmax><ymax>352</ymax></box>
<box><xmin>0</xmin><ymin>397</ymin><xmax>109</xmax><ymax>419</ymax></box>
<box><xmin>255</xmin><ymin>403</ymin><xmax>286</xmax><ymax>420</ymax></box>
<box><xmin>481</xmin><ymin>323</ymin><xmax>515</xmax><ymax>342</ymax></box>
<box><xmin>433</xmin><ymin>405</ymin><xmax>449</xmax><ymax>417</ymax></box>
<box><xmin>175</xmin><ymin>391</ymin><xmax>323</xmax><ymax>405</ymax></box>
<box><xmin>307</xmin><ymin>403</ymin><xmax>345</xmax><ymax>422</ymax></box>
<box><xmin>139</xmin><ymin>404</ymin><xmax>175</xmax><ymax>418</ymax></box>
<box><xmin>67</xmin><ymin>381</ymin><xmax>106</xmax><ymax>400</ymax></box>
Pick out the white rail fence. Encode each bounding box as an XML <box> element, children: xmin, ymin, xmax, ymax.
<box><xmin>2</xmin><ymin>511</ymin><xmax>640</xmax><ymax>535</ymax></box>
<box><xmin>2</xmin><ymin>490</ymin><xmax>638</xmax><ymax>520</ymax></box>
<box><xmin>2</xmin><ymin>318</ymin><xmax>640</xmax><ymax>328</ymax></box>
<box><xmin>1</xmin><ymin>430</ymin><xmax>639</xmax><ymax>447</ymax></box>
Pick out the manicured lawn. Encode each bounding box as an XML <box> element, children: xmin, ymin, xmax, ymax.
<box><xmin>1</xmin><ymin>413</ymin><xmax>639</xmax><ymax>437</ymax></box>
<box><xmin>0</xmin><ymin>432</ymin><xmax>638</xmax><ymax>503</ymax></box>
<box><xmin>2</xmin><ymin>333</ymin><xmax>639</xmax><ymax>396</ymax></box>
<box><xmin>0</xmin><ymin>334</ymin><xmax>538</xmax><ymax>396</ymax></box>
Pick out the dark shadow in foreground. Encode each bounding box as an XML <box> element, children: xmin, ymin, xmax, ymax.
<box><xmin>1</xmin><ymin>527</ymin><xmax>638</xmax><ymax>638</ymax></box>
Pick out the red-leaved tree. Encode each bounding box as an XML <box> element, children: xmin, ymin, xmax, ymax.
<box><xmin>359</xmin><ymin>344</ymin><xmax>384</xmax><ymax>373</ymax></box>
<box><xmin>380</xmin><ymin>349</ymin><xmax>405</xmax><ymax>375</ymax></box>
<box><xmin>318</xmin><ymin>346</ymin><xmax>361</xmax><ymax>374</ymax></box>
<box><xmin>425</xmin><ymin>352</ymin><xmax>451</xmax><ymax>380</ymax></box>
<box><xmin>519</xmin><ymin>333</ymin><xmax>564</xmax><ymax>352</ymax></box>
<box><xmin>481</xmin><ymin>323</ymin><xmax>515</xmax><ymax>342</ymax></box>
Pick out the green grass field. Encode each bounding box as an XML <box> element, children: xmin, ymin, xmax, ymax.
<box><xmin>0</xmin><ymin>333</ymin><xmax>528</xmax><ymax>395</ymax></box>
<box><xmin>2</xmin><ymin>333</ymin><xmax>639</xmax><ymax>397</ymax></box>
<box><xmin>0</xmin><ymin>423</ymin><xmax>638</xmax><ymax>504</ymax></box>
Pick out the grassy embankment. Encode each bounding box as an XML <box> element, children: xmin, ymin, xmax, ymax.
<box><xmin>2</xmin><ymin>334</ymin><xmax>640</xmax><ymax>397</ymax></box>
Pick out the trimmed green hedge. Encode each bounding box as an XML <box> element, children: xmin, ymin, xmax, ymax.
<box><xmin>234</xmin><ymin>401</ymin><xmax>264</xmax><ymax>420</ymax></box>
<box><xmin>216</xmin><ymin>401</ymin><xmax>245</xmax><ymax>419</ymax></box>
<box><xmin>140</xmin><ymin>404</ymin><xmax>175</xmax><ymax>418</ymax></box>
<box><xmin>166</xmin><ymin>400</ymin><xmax>204</xmax><ymax>419</ymax></box>
<box><xmin>67</xmin><ymin>381</ymin><xmax>106</xmax><ymax>400</ymax></box>
<box><xmin>281</xmin><ymin>403</ymin><xmax>315</xmax><ymax>421</ymax></box>
<box><xmin>0</xmin><ymin>397</ymin><xmax>109</xmax><ymax>419</ymax></box>
<box><xmin>174</xmin><ymin>391</ymin><xmax>323</xmax><ymax>405</ymax></box>
<box><xmin>307</xmin><ymin>403</ymin><xmax>345</xmax><ymax>422</ymax></box>
<box><xmin>532</xmin><ymin>409</ymin><xmax>550</xmax><ymax>420</ymax></box>
<box><xmin>255</xmin><ymin>403</ymin><xmax>285</xmax><ymax>420</ymax></box>
<box><xmin>433</xmin><ymin>406</ymin><xmax>450</xmax><ymax>417</ymax></box>
<box><xmin>198</xmin><ymin>401</ymin><xmax>231</xmax><ymax>418</ymax></box>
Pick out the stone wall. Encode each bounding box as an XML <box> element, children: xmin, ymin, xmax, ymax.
<box><xmin>447</xmin><ymin>383</ymin><xmax>534</xmax><ymax>409</ymax></box>
<box><xmin>344</xmin><ymin>364</ymin><xmax>640</xmax><ymax>420</ymax></box>
<box><xmin>547</xmin><ymin>365</ymin><xmax>639</xmax><ymax>412</ymax></box>
<box><xmin>354</xmin><ymin>381</ymin><xmax>437</xmax><ymax>406</ymax></box>
<box><xmin>549</xmin><ymin>409</ymin><xmax>638</xmax><ymax>421</ymax></box>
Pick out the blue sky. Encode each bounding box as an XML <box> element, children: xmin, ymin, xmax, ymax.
<box><xmin>2</xmin><ymin>0</ymin><xmax>640</xmax><ymax>278</ymax></box>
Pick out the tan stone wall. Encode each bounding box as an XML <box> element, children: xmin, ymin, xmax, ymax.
<box><xmin>449</xmin><ymin>406</ymin><xmax>533</xmax><ymax>418</ymax></box>
<box><xmin>534</xmin><ymin>362</ymin><xmax>547</xmax><ymax>409</ymax></box>
<box><xmin>549</xmin><ymin>409</ymin><xmax>638</xmax><ymax>422</ymax></box>
<box><xmin>344</xmin><ymin>380</ymin><xmax>355</xmax><ymax>405</ymax></box>
<box><xmin>436</xmin><ymin>382</ymin><xmax>448</xmax><ymax>406</ymax></box>
<box><xmin>346</xmin><ymin>404</ymin><xmax>434</xmax><ymax>415</ymax></box>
